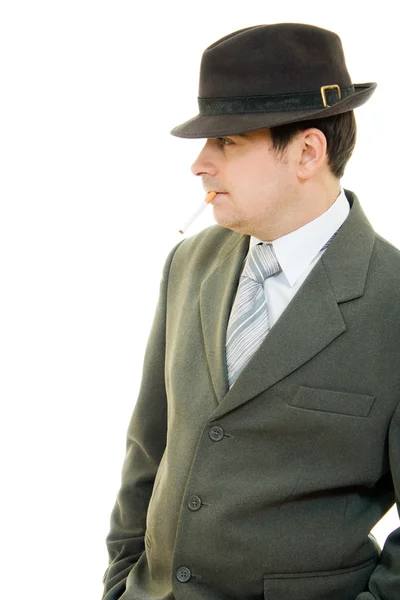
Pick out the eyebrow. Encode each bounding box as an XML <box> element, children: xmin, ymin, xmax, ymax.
<box><xmin>234</xmin><ymin>133</ymin><xmax>252</xmax><ymax>140</ymax></box>
<box><xmin>216</xmin><ymin>133</ymin><xmax>250</xmax><ymax>138</ymax></box>
<box><xmin>212</xmin><ymin>133</ymin><xmax>251</xmax><ymax>141</ymax></box>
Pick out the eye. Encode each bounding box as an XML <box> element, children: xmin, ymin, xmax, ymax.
<box><xmin>217</xmin><ymin>137</ymin><xmax>234</xmax><ymax>147</ymax></box>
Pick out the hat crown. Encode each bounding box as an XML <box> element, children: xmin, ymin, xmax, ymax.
<box><xmin>199</xmin><ymin>23</ymin><xmax>352</xmax><ymax>98</ymax></box>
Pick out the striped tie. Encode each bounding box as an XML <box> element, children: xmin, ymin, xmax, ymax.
<box><xmin>226</xmin><ymin>243</ymin><xmax>281</xmax><ymax>387</ymax></box>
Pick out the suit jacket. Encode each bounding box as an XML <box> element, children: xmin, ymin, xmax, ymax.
<box><xmin>103</xmin><ymin>191</ymin><xmax>400</xmax><ymax>600</ymax></box>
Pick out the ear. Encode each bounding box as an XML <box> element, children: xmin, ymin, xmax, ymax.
<box><xmin>297</xmin><ymin>128</ymin><xmax>328</xmax><ymax>181</ymax></box>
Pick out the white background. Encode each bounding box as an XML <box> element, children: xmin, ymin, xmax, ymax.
<box><xmin>0</xmin><ymin>2</ymin><xmax>399</xmax><ymax>599</ymax></box>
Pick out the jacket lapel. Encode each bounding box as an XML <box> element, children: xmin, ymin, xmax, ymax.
<box><xmin>200</xmin><ymin>232</ymin><xmax>249</xmax><ymax>402</ymax></box>
<box><xmin>201</xmin><ymin>191</ymin><xmax>376</xmax><ymax>418</ymax></box>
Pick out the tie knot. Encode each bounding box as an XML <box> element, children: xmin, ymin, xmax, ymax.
<box><xmin>243</xmin><ymin>243</ymin><xmax>281</xmax><ymax>284</ymax></box>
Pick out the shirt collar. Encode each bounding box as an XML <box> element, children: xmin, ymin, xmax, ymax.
<box><xmin>250</xmin><ymin>188</ymin><xmax>350</xmax><ymax>287</ymax></box>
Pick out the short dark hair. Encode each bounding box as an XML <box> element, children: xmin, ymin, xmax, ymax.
<box><xmin>269</xmin><ymin>110</ymin><xmax>357</xmax><ymax>179</ymax></box>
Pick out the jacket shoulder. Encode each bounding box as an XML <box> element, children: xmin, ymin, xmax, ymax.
<box><xmin>369</xmin><ymin>233</ymin><xmax>400</xmax><ymax>302</ymax></box>
<box><xmin>374</xmin><ymin>232</ymin><xmax>400</xmax><ymax>259</ymax></box>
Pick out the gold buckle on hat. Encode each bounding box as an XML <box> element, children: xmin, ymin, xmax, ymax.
<box><xmin>320</xmin><ymin>85</ymin><xmax>342</xmax><ymax>107</ymax></box>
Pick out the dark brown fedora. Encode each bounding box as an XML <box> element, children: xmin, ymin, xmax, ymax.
<box><xmin>171</xmin><ymin>23</ymin><xmax>376</xmax><ymax>139</ymax></box>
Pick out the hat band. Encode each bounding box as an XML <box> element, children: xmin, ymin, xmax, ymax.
<box><xmin>198</xmin><ymin>85</ymin><xmax>355</xmax><ymax>115</ymax></box>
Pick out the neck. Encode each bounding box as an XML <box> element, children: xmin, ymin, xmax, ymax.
<box><xmin>254</xmin><ymin>178</ymin><xmax>341</xmax><ymax>241</ymax></box>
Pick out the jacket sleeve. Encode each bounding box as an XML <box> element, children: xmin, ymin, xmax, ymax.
<box><xmin>102</xmin><ymin>242</ymin><xmax>182</xmax><ymax>600</ymax></box>
<box><xmin>356</xmin><ymin>399</ymin><xmax>400</xmax><ymax>599</ymax></box>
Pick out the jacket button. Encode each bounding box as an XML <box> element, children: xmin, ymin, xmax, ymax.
<box><xmin>176</xmin><ymin>566</ymin><xmax>191</xmax><ymax>583</ymax></box>
<box><xmin>209</xmin><ymin>425</ymin><xmax>224</xmax><ymax>441</ymax></box>
<box><xmin>188</xmin><ymin>495</ymin><xmax>202</xmax><ymax>511</ymax></box>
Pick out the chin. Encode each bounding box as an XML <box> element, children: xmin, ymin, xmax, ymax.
<box><xmin>213</xmin><ymin>207</ymin><xmax>240</xmax><ymax>229</ymax></box>
<box><xmin>215</xmin><ymin>218</ymin><xmax>250</xmax><ymax>235</ymax></box>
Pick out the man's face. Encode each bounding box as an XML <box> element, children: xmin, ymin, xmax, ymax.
<box><xmin>191</xmin><ymin>128</ymin><xmax>300</xmax><ymax>240</ymax></box>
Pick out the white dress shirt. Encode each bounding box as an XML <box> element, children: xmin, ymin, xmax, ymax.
<box><xmin>249</xmin><ymin>189</ymin><xmax>350</xmax><ymax>328</ymax></box>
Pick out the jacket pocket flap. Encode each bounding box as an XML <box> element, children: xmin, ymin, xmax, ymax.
<box><xmin>289</xmin><ymin>386</ymin><xmax>375</xmax><ymax>417</ymax></box>
<box><xmin>263</xmin><ymin>557</ymin><xmax>376</xmax><ymax>600</ymax></box>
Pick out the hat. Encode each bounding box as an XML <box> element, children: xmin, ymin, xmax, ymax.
<box><xmin>171</xmin><ymin>23</ymin><xmax>376</xmax><ymax>139</ymax></box>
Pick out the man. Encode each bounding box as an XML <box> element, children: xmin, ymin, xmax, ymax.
<box><xmin>102</xmin><ymin>23</ymin><xmax>400</xmax><ymax>600</ymax></box>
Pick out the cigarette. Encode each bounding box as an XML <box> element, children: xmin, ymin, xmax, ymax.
<box><xmin>179</xmin><ymin>191</ymin><xmax>217</xmax><ymax>234</ymax></box>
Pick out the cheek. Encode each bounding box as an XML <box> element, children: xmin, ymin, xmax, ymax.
<box><xmin>238</xmin><ymin>169</ymin><xmax>291</xmax><ymax>214</ymax></box>
<box><xmin>227</xmin><ymin>151</ymin><xmax>290</xmax><ymax>204</ymax></box>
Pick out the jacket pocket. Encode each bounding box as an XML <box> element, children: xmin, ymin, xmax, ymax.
<box><xmin>289</xmin><ymin>385</ymin><xmax>375</xmax><ymax>417</ymax></box>
<box><xmin>263</xmin><ymin>557</ymin><xmax>376</xmax><ymax>600</ymax></box>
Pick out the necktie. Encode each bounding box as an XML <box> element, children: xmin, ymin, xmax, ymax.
<box><xmin>226</xmin><ymin>243</ymin><xmax>281</xmax><ymax>387</ymax></box>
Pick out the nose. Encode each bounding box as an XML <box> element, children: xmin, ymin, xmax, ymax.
<box><xmin>191</xmin><ymin>139</ymin><xmax>218</xmax><ymax>178</ymax></box>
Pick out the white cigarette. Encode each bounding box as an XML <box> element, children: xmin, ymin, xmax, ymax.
<box><xmin>179</xmin><ymin>191</ymin><xmax>217</xmax><ymax>234</ymax></box>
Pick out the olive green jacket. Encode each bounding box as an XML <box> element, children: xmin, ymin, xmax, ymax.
<box><xmin>103</xmin><ymin>191</ymin><xmax>400</xmax><ymax>600</ymax></box>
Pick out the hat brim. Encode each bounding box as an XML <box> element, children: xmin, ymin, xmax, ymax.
<box><xmin>170</xmin><ymin>83</ymin><xmax>376</xmax><ymax>138</ymax></box>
